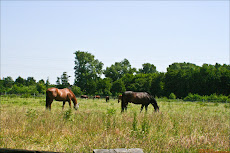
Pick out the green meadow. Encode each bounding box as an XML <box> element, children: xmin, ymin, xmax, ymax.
<box><xmin>0</xmin><ymin>96</ymin><xmax>229</xmax><ymax>153</ymax></box>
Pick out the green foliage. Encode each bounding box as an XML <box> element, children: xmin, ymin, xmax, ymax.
<box><xmin>15</xmin><ymin>76</ymin><xmax>26</xmax><ymax>86</ymax></box>
<box><xmin>9</xmin><ymin>84</ymin><xmax>38</xmax><ymax>95</ymax></box>
<box><xmin>96</xmin><ymin>78</ymin><xmax>112</xmax><ymax>96</ymax></box>
<box><xmin>20</xmin><ymin>94</ymin><xmax>33</xmax><ymax>98</ymax></box>
<box><xmin>0</xmin><ymin>58</ymin><xmax>229</xmax><ymax>100</ymax></box>
<box><xmin>164</xmin><ymin>63</ymin><xmax>230</xmax><ymax>98</ymax></box>
<box><xmin>71</xmin><ymin>85</ymin><xmax>82</xmax><ymax>96</ymax></box>
<box><xmin>138</xmin><ymin>63</ymin><xmax>157</xmax><ymax>74</ymax></box>
<box><xmin>36</xmin><ymin>82</ymin><xmax>46</xmax><ymax>94</ymax></box>
<box><xmin>184</xmin><ymin>93</ymin><xmax>230</xmax><ymax>103</ymax></box>
<box><xmin>106</xmin><ymin>108</ymin><xmax>116</xmax><ymax>116</ymax></box>
<box><xmin>132</xmin><ymin>111</ymin><xmax>138</xmax><ymax>132</ymax></box>
<box><xmin>104</xmin><ymin>58</ymin><xmax>136</xmax><ymax>82</ymax></box>
<box><xmin>74</xmin><ymin>50</ymin><xmax>103</xmax><ymax>95</ymax></box>
<box><xmin>111</xmin><ymin>79</ymin><xmax>125</xmax><ymax>96</ymax></box>
<box><xmin>169</xmin><ymin>93</ymin><xmax>176</xmax><ymax>99</ymax></box>
<box><xmin>224</xmin><ymin>103</ymin><xmax>230</xmax><ymax>108</ymax></box>
<box><xmin>56</xmin><ymin>72</ymin><xmax>71</xmax><ymax>88</ymax></box>
<box><xmin>184</xmin><ymin>93</ymin><xmax>202</xmax><ymax>101</ymax></box>
<box><xmin>63</xmin><ymin>109</ymin><xmax>73</xmax><ymax>121</ymax></box>
<box><xmin>3</xmin><ymin>76</ymin><xmax>14</xmax><ymax>88</ymax></box>
<box><xmin>26</xmin><ymin>77</ymin><xmax>36</xmax><ymax>86</ymax></box>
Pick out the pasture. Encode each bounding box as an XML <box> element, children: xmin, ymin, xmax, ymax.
<box><xmin>0</xmin><ymin>96</ymin><xmax>229</xmax><ymax>153</ymax></box>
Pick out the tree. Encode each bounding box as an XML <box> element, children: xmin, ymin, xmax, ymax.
<box><xmin>15</xmin><ymin>76</ymin><xmax>26</xmax><ymax>86</ymax></box>
<box><xmin>71</xmin><ymin>85</ymin><xmax>82</xmax><ymax>96</ymax></box>
<box><xmin>122</xmin><ymin>73</ymin><xmax>135</xmax><ymax>91</ymax></box>
<box><xmin>61</xmin><ymin>72</ymin><xmax>71</xmax><ymax>88</ymax></box>
<box><xmin>3</xmin><ymin>76</ymin><xmax>14</xmax><ymax>88</ymax></box>
<box><xmin>96</xmin><ymin>78</ymin><xmax>112</xmax><ymax>96</ymax></box>
<box><xmin>26</xmin><ymin>77</ymin><xmax>36</xmax><ymax>86</ymax></box>
<box><xmin>45</xmin><ymin>78</ymin><xmax>50</xmax><ymax>88</ymax></box>
<box><xmin>111</xmin><ymin>79</ymin><xmax>126</xmax><ymax>96</ymax></box>
<box><xmin>150</xmin><ymin>72</ymin><xmax>165</xmax><ymax>97</ymax></box>
<box><xmin>56</xmin><ymin>72</ymin><xmax>71</xmax><ymax>89</ymax></box>
<box><xmin>138</xmin><ymin>63</ymin><xmax>157</xmax><ymax>74</ymax></box>
<box><xmin>164</xmin><ymin>62</ymin><xmax>199</xmax><ymax>98</ymax></box>
<box><xmin>74</xmin><ymin>50</ymin><xmax>103</xmax><ymax>95</ymax></box>
<box><xmin>104</xmin><ymin>58</ymin><xmax>136</xmax><ymax>82</ymax></box>
<box><xmin>37</xmin><ymin>79</ymin><xmax>46</xmax><ymax>94</ymax></box>
<box><xmin>127</xmin><ymin>74</ymin><xmax>153</xmax><ymax>93</ymax></box>
<box><xmin>56</xmin><ymin>77</ymin><xmax>61</xmax><ymax>87</ymax></box>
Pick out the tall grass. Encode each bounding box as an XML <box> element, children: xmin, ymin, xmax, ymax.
<box><xmin>0</xmin><ymin>97</ymin><xmax>229</xmax><ymax>152</ymax></box>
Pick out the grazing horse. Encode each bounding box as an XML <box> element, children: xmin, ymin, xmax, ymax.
<box><xmin>46</xmin><ymin>88</ymin><xmax>79</xmax><ymax>110</ymax></box>
<box><xmin>81</xmin><ymin>95</ymin><xmax>88</xmax><ymax>99</ymax></box>
<box><xmin>118</xmin><ymin>95</ymin><xmax>122</xmax><ymax>103</ymax></box>
<box><xmin>105</xmin><ymin>96</ymin><xmax>109</xmax><ymax>102</ymax></box>
<box><xmin>93</xmin><ymin>95</ymin><xmax>100</xmax><ymax>100</ymax></box>
<box><xmin>121</xmin><ymin>91</ymin><xmax>159</xmax><ymax>112</ymax></box>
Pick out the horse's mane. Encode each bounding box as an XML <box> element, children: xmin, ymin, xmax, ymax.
<box><xmin>67</xmin><ymin>88</ymin><xmax>76</xmax><ymax>98</ymax></box>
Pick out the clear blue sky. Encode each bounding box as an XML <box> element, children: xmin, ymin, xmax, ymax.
<box><xmin>1</xmin><ymin>1</ymin><xmax>229</xmax><ymax>84</ymax></box>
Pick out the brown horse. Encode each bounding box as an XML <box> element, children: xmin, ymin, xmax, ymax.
<box><xmin>93</xmin><ymin>95</ymin><xmax>100</xmax><ymax>99</ymax></box>
<box><xmin>121</xmin><ymin>91</ymin><xmax>159</xmax><ymax>112</ymax></box>
<box><xmin>81</xmin><ymin>95</ymin><xmax>88</xmax><ymax>99</ymax></box>
<box><xmin>46</xmin><ymin>88</ymin><xmax>79</xmax><ymax>110</ymax></box>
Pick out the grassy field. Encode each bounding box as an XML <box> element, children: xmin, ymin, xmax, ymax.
<box><xmin>0</xmin><ymin>96</ymin><xmax>229</xmax><ymax>153</ymax></box>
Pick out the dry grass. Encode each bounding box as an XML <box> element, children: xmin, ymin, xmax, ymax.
<box><xmin>0</xmin><ymin>96</ymin><xmax>229</xmax><ymax>152</ymax></box>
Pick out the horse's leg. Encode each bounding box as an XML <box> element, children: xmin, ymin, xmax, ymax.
<box><xmin>46</xmin><ymin>94</ymin><xmax>52</xmax><ymax>110</ymax></box>
<box><xmin>125</xmin><ymin>103</ymin><xmax>128</xmax><ymax>111</ymax></box>
<box><xmin>140</xmin><ymin>105</ymin><xmax>144</xmax><ymax>112</ymax></box>
<box><xmin>68</xmin><ymin>100</ymin><xmax>71</xmax><ymax>109</ymax></box>
<box><xmin>48</xmin><ymin>101</ymin><xmax>53</xmax><ymax>110</ymax></box>
<box><xmin>46</xmin><ymin>99</ymin><xmax>52</xmax><ymax>110</ymax></box>
<box><xmin>62</xmin><ymin>101</ymin><xmax>66</xmax><ymax>110</ymax></box>
<box><xmin>145</xmin><ymin>104</ymin><xmax>149</xmax><ymax>112</ymax></box>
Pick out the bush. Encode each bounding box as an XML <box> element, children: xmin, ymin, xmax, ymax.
<box><xmin>184</xmin><ymin>93</ymin><xmax>230</xmax><ymax>103</ymax></box>
<box><xmin>169</xmin><ymin>93</ymin><xmax>176</xmax><ymax>99</ymax></box>
<box><xmin>71</xmin><ymin>86</ymin><xmax>82</xmax><ymax>96</ymax></box>
<box><xmin>20</xmin><ymin>94</ymin><xmax>32</xmax><ymax>98</ymax></box>
<box><xmin>184</xmin><ymin>93</ymin><xmax>203</xmax><ymax>101</ymax></box>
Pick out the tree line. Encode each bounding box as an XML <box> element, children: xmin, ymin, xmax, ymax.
<box><xmin>1</xmin><ymin>50</ymin><xmax>229</xmax><ymax>100</ymax></box>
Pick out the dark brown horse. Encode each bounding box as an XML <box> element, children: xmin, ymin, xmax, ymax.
<box><xmin>81</xmin><ymin>95</ymin><xmax>88</xmax><ymax>99</ymax></box>
<box><xmin>121</xmin><ymin>91</ymin><xmax>159</xmax><ymax>112</ymax></box>
<box><xmin>105</xmin><ymin>96</ymin><xmax>109</xmax><ymax>102</ymax></box>
<box><xmin>46</xmin><ymin>88</ymin><xmax>79</xmax><ymax>110</ymax></box>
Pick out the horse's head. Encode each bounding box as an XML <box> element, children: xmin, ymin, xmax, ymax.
<box><xmin>150</xmin><ymin>96</ymin><xmax>159</xmax><ymax>112</ymax></box>
<box><xmin>74</xmin><ymin>103</ymin><xmax>79</xmax><ymax>110</ymax></box>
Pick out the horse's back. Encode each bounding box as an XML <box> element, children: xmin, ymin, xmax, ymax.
<box><xmin>46</xmin><ymin>88</ymin><xmax>58</xmax><ymax>98</ymax></box>
<box><xmin>123</xmin><ymin>91</ymin><xmax>151</xmax><ymax>104</ymax></box>
<box><xmin>46</xmin><ymin>88</ymin><xmax>71</xmax><ymax>101</ymax></box>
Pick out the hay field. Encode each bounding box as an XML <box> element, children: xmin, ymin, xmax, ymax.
<box><xmin>0</xmin><ymin>96</ymin><xmax>229</xmax><ymax>152</ymax></box>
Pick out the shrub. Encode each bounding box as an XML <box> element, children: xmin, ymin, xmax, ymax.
<box><xmin>184</xmin><ymin>93</ymin><xmax>202</xmax><ymax>101</ymax></box>
<box><xmin>169</xmin><ymin>93</ymin><xmax>176</xmax><ymax>99</ymax></box>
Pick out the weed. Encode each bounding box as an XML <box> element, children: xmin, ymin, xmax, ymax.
<box><xmin>106</xmin><ymin>108</ymin><xmax>116</xmax><ymax>116</ymax></box>
<box><xmin>141</xmin><ymin>114</ymin><xmax>150</xmax><ymax>134</ymax></box>
<box><xmin>224</xmin><ymin>104</ymin><xmax>230</xmax><ymax>108</ymax></box>
<box><xmin>63</xmin><ymin>109</ymin><xmax>73</xmax><ymax>121</ymax></box>
<box><xmin>132</xmin><ymin>111</ymin><xmax>138</xmax><ymax>132</ymax></box>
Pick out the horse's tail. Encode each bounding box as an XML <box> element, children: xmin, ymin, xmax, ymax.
<box><xmin>121</xmin><ymin>92</ymin><xmax>126</xmax><ymax>112</ymax></box>
<box><xmin>46</xmin><ymin>90</ymin><xmax>50</xmax><ymax>109</ymax></box>
<box><xmin>68</xmin><ymin>89</ymin><xmax>79</xmax><ymax>110</ymax></box>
